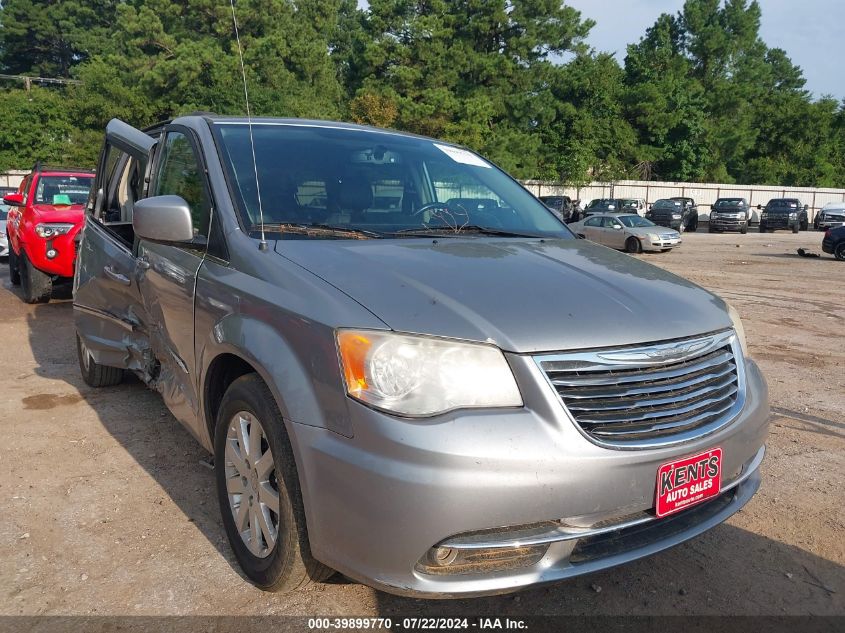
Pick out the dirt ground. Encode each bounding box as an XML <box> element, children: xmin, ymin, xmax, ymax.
<box><xmin>0</xmin><ymin>230</ymin><xmax>842</xmax><ymax>618</ymax></box>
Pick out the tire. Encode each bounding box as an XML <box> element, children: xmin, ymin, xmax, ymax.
<box><xmin>791</xmin><ymin>224</ymin><xmax>799</xmax><ymax>234</ymax></box>
<box><xmin>759</xmin><ymin>224</ymin><xmax>766</xmax><ymax>233</ymax></box>
<box><xmin>708</xmin><ymin>225</ymin><xmax>717</xmax><ymax>233</ymax></box>
<box><xmin>835</xmin><ymin>243</ymin><xmax>845</xmax><ymax>261</ymax></box>
<box><xmin>214</xmin><ymin>374</ymin><xmax>333</xmax><ymax>592</ymax></box>
<box><xmin>76</xmin><ymin>334</ymin><xmax>124</xmax><ymax>387</ymax></box>
<box><xmin>19</xmin><ymin>251</ymin><xmax>51</xmax><ymax>303</ymax></box>
<box><xmin>688</xmin><ymin>217</ymin><xmax>698</xmax><ymax>233</ymax></box>
<box><xmin>625</xmin><ymin>237</ymin><xmax>642</xmax><ymax>254</ymax></box>
<box><xmin>8</xmin><ymin>242</ymin><xmax>21</xmax><ymax>286</ymax></box>
<box><xmin>740</xmin><ymin>224</ymin><xmax>747</xmax><ymax>235</ymax></box>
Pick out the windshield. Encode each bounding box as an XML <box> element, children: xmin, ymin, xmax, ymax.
<box><xmin>35</xmin><ymin>175</ymin><xmax>93</xmax><ymax>205</ymax></box>
<box><xmin>652</xmin><ymin>200</ymin><xmax>679</xmax><ymax>209</ymax></box>
<box><xmin>714</xmin><ymin>198</ymin><xmax>744</xmax><ymax>208</ymax></box>
<box><xmin>619</xmin><ymin>215</ymin><xmax>655</xmax><ymax>228</ymax></box>
<box><xmin>214</xmin><ymin>124</ymin><xmax>571</xmax><ymax>239</ymax></box>
<box><xmin>768</xmin><ymin>199</ymin><xmax>798</xmax><ymax>208</ymax></box>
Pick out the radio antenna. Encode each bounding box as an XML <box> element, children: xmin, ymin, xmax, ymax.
<box><xmin>229</xmin><ymin>0</ymin><xmax>267</xmax><ymax>251</ymax></box>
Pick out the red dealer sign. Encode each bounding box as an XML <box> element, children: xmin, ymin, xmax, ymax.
<box><xmin>655</xmin><ymin>447</ymin><xmax>722</xmax><ymax>518</ymax></box>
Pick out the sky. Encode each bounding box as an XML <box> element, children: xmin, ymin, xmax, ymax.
<box><xmin>564</xmin><ymin>0</ymin><xmax>843</xmax><ymax>101</ymax></box>
<box><xmin>356</xmin><ymin>0</ymin><xmax>843</xmax><ymax>101</ymax></box>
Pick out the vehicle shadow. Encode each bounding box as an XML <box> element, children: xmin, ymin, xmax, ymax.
<box><xmin>17</xmin><ymin>283</ymin><xmax>245</xmax><ymax>581</ymax></box>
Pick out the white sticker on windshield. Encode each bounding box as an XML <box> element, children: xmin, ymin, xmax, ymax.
<box><xmin>433</xmin><ymin>143</ymin><xmax>492</xmax><ymax>168</ymax></box>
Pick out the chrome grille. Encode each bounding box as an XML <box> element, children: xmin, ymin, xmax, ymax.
<box><xmin>535</xmin><ymin>330</ymin><xmax>744</xmax><ymax>448</ymax></box>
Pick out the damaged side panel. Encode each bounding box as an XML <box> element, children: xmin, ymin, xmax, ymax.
<box><xmin>74</xmin><ymin>217</ymin><xmax>155</xmax><ymax>378</ymax></box>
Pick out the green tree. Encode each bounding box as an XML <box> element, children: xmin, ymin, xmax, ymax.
<box><xmin>0</xmin><ymin>0</ymin><xmax>117</xmax><ymax>76</ymax></box>
<box><xmin>353</xmin><ymin>0</ymin><xmax>593</xmax><ymax>178</ymax></box>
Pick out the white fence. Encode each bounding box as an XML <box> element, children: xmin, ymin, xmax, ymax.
<box><xmin>0</xmin><ymin>170</ymin><xmax>27</xmax><ymax>190</ymax></box>
<box><xmin>524</xmin><ymin>179</ymin><xmax>845</xmax><ymax>222</ymax></box>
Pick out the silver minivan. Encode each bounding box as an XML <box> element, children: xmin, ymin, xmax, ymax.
<box><xmin>74</xmin><ymin>116</ymin><xmax>769</xmax><ymax>598</ymax></box>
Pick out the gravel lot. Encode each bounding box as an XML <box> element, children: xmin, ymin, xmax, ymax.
<box><xmin>0</xmin><ymin>230</ymin><xmax>842</xmax><ymax>617</ymax></box>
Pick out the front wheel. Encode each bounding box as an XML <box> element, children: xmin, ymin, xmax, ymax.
<box><xmin>740</xmin><ymin>224</ymin><xmax>748</xmax><ymax>235</ymax></box>
<box><xmin>835</xmin><ymin>243</ymin><xmax>845</xmax><ymax>261</ymax></box>
<box><xmin>77</xmin><ymin>334</ymin><xmax>124</xmax><ymax>387</ymax></box>
<box><xmin>214</xmin><ymin>374</ymin><xmax>334</xmax><ymax>592</ymax></box>
<box><xmin>687</xmin><ymin>217</ymin><xmax>698</xmax><ymax>233</ymax></box>
<box><xmin>625</xmin><ymin>237</ymin><xmax>642</xmax><ymax>254</ymax></box>
<box><xmin>792</xmin><ymin>224</ymin><xmax>799</xmax><ymax>234</ymax></box>
<box><xmin>8</xmin><ymin>243</ymin><xmax>21</xmax><ymax>285</ymax></box>
<box><xmin>19</xmin><ymin>251</ymin><xmax>51</xmax><ymax>303</ymax></box>
<box><xmin>759</xmin><ymin>224</ymin><xmax>767</xmax><ymax>233</ymax></box>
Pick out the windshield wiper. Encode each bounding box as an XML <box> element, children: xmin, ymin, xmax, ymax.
<box><xmin>393</xmin><ymin>225</ymin><xmax>544</xmax><ymax>238</ymax></box>
<box><xmin>258</xmin><ymin>223</ymin><xmax>383</xmax><ymax>239</ymax></box>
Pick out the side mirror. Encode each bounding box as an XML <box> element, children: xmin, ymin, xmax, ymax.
<box><xmin>3</xmin><ymin>192</ymin><xmax>23</xmax><ymax>206</ymax></box>
<box><xmin>132</xmin><ymin>195</ymin><xmax>195</xmax><ymax>243</ymax></box>
<box><xmin>710</xmin><ymin>205</ymin><xmax>715</xmax><ymax>211</ymax></box>
<box><xmin>804</xmin><ymin>205</ymin><xmax>809</xmax><ymax>211</ymax></box>
<box><xmin>756</xmin><ymin>204</ymin><xmax>762</xmax><ymax>210</ymax></box>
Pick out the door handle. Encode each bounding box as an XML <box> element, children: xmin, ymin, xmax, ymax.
<box><xmin>103</xmin><ymin>265</ymin><xmax>131</xmax><ymax>286</ymax></box>
<box><xmin>137</xmin><ymin>256</ymin><xmax>150</xmax><ymax>270</ymax></box>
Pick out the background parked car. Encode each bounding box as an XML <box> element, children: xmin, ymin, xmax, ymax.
<box><xmin>814</xmin><ymin>202</ymin><xmax>845</xmax><ymax>231</ymax></box>
<box><xmin>539</xmin><ymin>195</ymin><xmax>576</xmax><ymax>222</ymax></box>
<box><xmin>569</xmin><ymin>212</ymin><xmax>681</xmax><ymax>253</ymax></box>
<box><xmin>618</xmin><ymin>198</ymin><xmax>646</xmax><ymax>216</ymax></box>
<box><xmin>3</xmin><ymin>163</ymin><xmax>95</xmax><ymax>303</ymax></box>
<box><xmin>758</xmin><ymin>198</ymin><xmax>808</xmax><ymax>233</ymax></box>
<box><xmin>647</xmin><ymin>198</ymin><xmax>698</xmax><ymax>232</ymax></box>
<box><xmin>709</xmin><ymin>198</ymin><xmax>751</xmax><ymax>234</ymax></box>
<box><xmin>822</xmin><ymin>226</ymin><xmax>845</xmax><ymax>260</ymax></box>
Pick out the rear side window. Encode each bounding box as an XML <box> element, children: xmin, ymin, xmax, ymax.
<box><xmin>153</xmin><ymin>131</ymin><xmax>211</xmax><ymax>239</ymax></box>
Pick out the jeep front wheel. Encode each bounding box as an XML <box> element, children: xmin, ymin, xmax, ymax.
<box><xmin>19</xmin><ymin>251</ymin><xmax>51</xmax><ymax>303</ymax></box>
<box><xmin>8</xmin><ymin>242</ymin><xmax>21</xmax><ymax>286</ymax></box>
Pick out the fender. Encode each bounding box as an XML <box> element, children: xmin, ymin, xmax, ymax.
<box><xmin>197</xmin><ymin>312</ymin><xmax>355</xmax><ymax>448</ymax></box>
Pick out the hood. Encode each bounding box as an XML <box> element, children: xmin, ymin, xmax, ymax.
<box><xmin>275</xmin><ymin>238</ymin><xmax>731</xmax><ymax>353</ymax></box>
<box><xmin>31</xmin><ymin>203</ymin><xmax>85</xmax><ymax>223</ymax></box>
<box><xmin>627</xmin><ymin>226</ymin><xmax>677</xmax><ymax>237</ymax></box>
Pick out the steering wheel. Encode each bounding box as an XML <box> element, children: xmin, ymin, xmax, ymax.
<box><xmin>410</xmin><ymin>202</ymin><xmax>452</xmax><ymax>218</ymax></box>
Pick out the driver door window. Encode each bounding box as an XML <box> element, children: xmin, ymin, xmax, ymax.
<box><xmin>153</xmin><ymin>131</ymin><xmax>211</xmax><ymax>241</ymax></box>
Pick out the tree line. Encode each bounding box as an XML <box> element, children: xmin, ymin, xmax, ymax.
<box><xmin>0</xmin><ymin>0</ymin><xmax>843</xmax><ymax>187</ymax></box>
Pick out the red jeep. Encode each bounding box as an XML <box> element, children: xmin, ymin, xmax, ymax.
<box><xmin>3</xmin><ymin>164</ymin><xmax>94</xmax><ymax>303</ymax></box>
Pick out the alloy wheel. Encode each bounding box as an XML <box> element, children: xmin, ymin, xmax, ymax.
<box><xmin>224</xmin><ymin>411</ymin><xmax>281</xmax><ymax>558</ymax></box>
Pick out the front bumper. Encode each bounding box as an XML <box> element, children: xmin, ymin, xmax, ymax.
<box><xmin>817</xmin><ymin>219</ymin><xmax>845</xmax><ymax>230</ymax></box>
<box><xmin>291</xmin><ymin>356</ymin><xmax>769</xmax><ymax>598</ymax></box>
<box><xmin>23</xmin><ymin>225</ymin><xmax>80</xmax><ymax>277</ymax></box>
<box><xmin>652</xmin><ymin>219</ymin><xmax>682</xmax><ymax>230</ymax></box>
<box><xmin>709</xmin><ymin>216</ymin><xmax>747</xmax><ymax>231</ymax></box>
<box><xmin>641</xmin><ymin>235</ymin><xmax>682</xmax><ymax>251</ymax></box>
<box><xmin>822</xmin><ymin>237</ymin><xmax>836</xmax><ymax>254</ymax></box>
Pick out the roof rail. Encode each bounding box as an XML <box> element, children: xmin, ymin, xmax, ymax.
<box><xmin>31</xmin><ymin>162</ymin><xmax>95</xmax><ymax>174</ymax></box>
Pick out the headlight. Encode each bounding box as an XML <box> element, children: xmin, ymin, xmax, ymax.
<box><xmin>336</xmin><ymin>330</ymin><xmax>522</xmax><ymax>416</ymax></box>
<box><xmin>672</xmin><ymin>213</ymin><xmax>682</xmax><ymax>219</ymax></box>
<box><xmin>726</xmin><ymin>303</ymin><xmax>748</xmax><ymax>357</ymax></box>
<box><xmin>761</xmin><ymin>212</ymin><xmax>768</xmax><ymax>219</ymax></box>
<box><xmin>710</xmin><ymin>212</ymin><xmax>716</xmax><ymax>219</ymax></box>
<box><xmin>35</xmin><ymin>223</ymin><xmax>74</xmax><ymax>238</ymax></box>
<box><xmin>789</xmin><ymin>212</ymin><xmax>797</xmax><ymax>219</ymax></box>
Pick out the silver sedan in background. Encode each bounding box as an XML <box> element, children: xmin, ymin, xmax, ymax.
<box><xmin>569</xmin><ymin>213</ymin><xmax>682</xmax><ymax>253</ymax></box>
<box><xmin>0</xmin><ymin>204</ymin><xmax>9</xmax><ymax>258</ymax></box>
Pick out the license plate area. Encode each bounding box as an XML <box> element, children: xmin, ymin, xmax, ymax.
<box><xmin>655</xmin><ymin>448</ymin><xmax>722</xmax><ymax>518</ymax></box>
